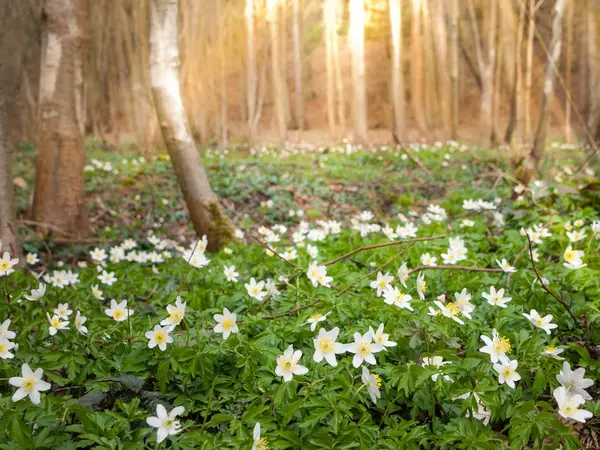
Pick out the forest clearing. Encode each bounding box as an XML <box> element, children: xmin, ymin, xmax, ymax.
<box><xmin>0</xmin><ymin>0</ymin><xmax>599</xmax><ymax>448</ymax></box>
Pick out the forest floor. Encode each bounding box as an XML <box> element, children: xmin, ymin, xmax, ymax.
<box><xmin>3</xmin><ymin>140</ymin><xmax>600</xmax><ymax>448</ymax></box>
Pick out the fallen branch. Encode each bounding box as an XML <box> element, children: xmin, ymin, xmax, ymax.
<box><xmin>323</xmin><ymin>235</ymin><xmax>446</xmax><ymax>266</ymax></box>
<box><xmin>406</xmin><ymin>265</ymin><xmax>504</xmax><ymax>276</ymax></box>
<box><xmin>399</xmin><ymin>146</ymin><xmax>434</xmax><ymax>177</ymax></box>
<box><xmin>251</xmin><ymin>234</ymin><xmax>302</xmax><ymax>270</ymax></box>
<box><xmin>525</xmin><ymin>234</ymin><xmax>577</xmax><ymax>323</ymax></box>
<box><xmin>337</xmin><ymin>243</ymin><xmax>415</xmax><ymax>296</ymax></box>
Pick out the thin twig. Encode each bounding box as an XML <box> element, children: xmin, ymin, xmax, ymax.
<box><xmin>507</xmin><ymin>243</ymin><xmax>528</xmax><ymax>287</ymax></box>
<box><xmin>251</xmin><ymin>234</ymin><xmax>302</xmax><ymax>269</ymax></box>
<box><xmin>406</xmin><ymin>265</ymin><xmax>504</xmax><ymax>276</ymax></box>
<box><xmin>323</xmin><ymin>235</ymin><xmax>446</xmax><ymax>266</ymax></box>
<box><xmin>399</xmin><ymin>146</ymin><xmax>434</xmax><ymax>177</ymax></box>
<box><xmin>337</xmin><ymin>243</ymin><xmax>415</xmax><ymax>296</ymax></box>
<box><xmin>525</xmin><ymin>234</ymin><xmax>577</xmax><ymax>323</ymax></box>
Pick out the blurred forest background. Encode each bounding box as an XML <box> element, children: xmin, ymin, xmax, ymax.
<box><xmin>2</xmin><ymin>0</ymin><xmax>599</xmax><ymax>149</ymax></box>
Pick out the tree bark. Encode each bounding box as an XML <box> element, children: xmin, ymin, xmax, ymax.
<box><xmin>410</xmin><ymin>0</ymin><xmax>427</xmax><ymax>131</ymax></box>
<box><xmin>349</xmin><ymin>0</ymin><xmax>368</xmax><ymax>144</ymax></box>
<box><xmin>332</xmin><ymin>0</ymin><xmax>346</xmax><ymax>133</ymax></box>
<box><xmin>31</xmin><ymin>0</ymin><xmax>89</xmax><ymax>238</ymax></box>
<box><xmin>245</xmin><ymin>0</ymin><xmax>257</xmax><ymax>139</ymax></box>
<box><xmin>324</xmin><ymin>0</ymin><xmax>336</xmax><ymax>132</ymax></box>
<box><xmin>524</xmin><ymin>0</ymin><xmax>535</xmax><ymax>143</ymax></box>
<box><xmin>267</xmin><ymin>0</ymin><xmax>287</xmax><ymax>142</ymax></box>
<box><xmin>389</xmin><ymin>0</ymin><xmax>406</xmax><ymax>142</ymax></box>
<box><xmin>564</xmin><ymin>0</ymin><xmax>573</xmax><ymax>141</ymax></box>
<box><xmin>586</xmin><ymin>3</ymin><xmax>599</xmax><ymax>140</ymax></box>
<box><xmin>0</xmin><ymin>88</ymin><xmax>20</xmax><ymax>258</ymax></box>
<box><xmin>478</xmin><ymin>0</ymin><xmax>497</xmax><ymax>148</ymax></box>
<box><xmin>431</xmin><ymin>0</ymin><xmax>450</xmax><ymax>137</ymax></box>
<box><xmin>150</xmin><ymin>0</ymin><xmax>233</xmax><ymax>251</ymax></box>
<box><xmin>450</xmin><ymin>0</ymin><xmax>459</xmax><ymax>139</ymax></box>
<box><xmin>292</xmin><ymin>0</ymin><xmax>305</xmax><ymax>130</ymax></box>
<box><xmin>519</xmin><ymin>0</ymin><xmax>567</xmax><ymax>185</ymax></box>
<box><xmin>505</xmin><ymin>0</ymin><xmax>526</xmax><ymax>144</ymax></box>
<box><xmin>218</xmin><ymin>0</ymin><xmax>228</xmax><ymax>148</ymax></box>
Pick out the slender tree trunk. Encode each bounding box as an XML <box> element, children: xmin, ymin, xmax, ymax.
<box><xmin>324</xmin><ymin>0</ymin><xmax>336</xmax><ymax>133</ymax></box>
<box><xmin>267</xmin><ymin>0</ymin><xmax>287</xmax><ymax>142</ymax></box>
<box><xmin>150</xmin><ymin>0</ymin><xmax>233</xmax><ymax>250</ymax></box>
<box><xmin>564</xmin><ymin>0</ymin><xmax>573</xmax><ymax>141</ymax></box>
<box><xmin>332</xmin><ymin>0</ymin><xmax>346</xmax><ymax>132</ymax></box>
<box><xmin>450</xmin><ymin>0</ymin><xmax>459</xmax><ymax>139</ymax></box>
<box><xmin>0</xmin><ymin>88</ymin><xmax>20</xmax><ymax>258</ymax></box>
<box><xmin>479</xmin><ymin>0</ymin><xmax>497</xmax><ymax>148</ymax></box>
<box><xmin>246</xmin><ymin>0</ymin><xmax>257</xmax><ymax>139</ymax></box>
<box><xmin>431</xmin><ymin>0</ymin><xmax>450</xmax><ymax>137</ymax></box>
<box><xmin>505</xmin><ymin>0</ymin><xmax>526</xmax><ymax>143</ymax></box>
<box><xmin>389</xmin><ymin>0</ymin><xmax>406</xmax><ymax>143</ymax></box>
<box><xmin>421</xmin><ymin>0</ymin><xmax>437</xmax><ymax>129</ymax></box>
<box><xmin>349</xmin><ymin>0</ymin><xmax>368</xmax><ymax>143</ymax></box>
<box><xmin>524</xmin><ymin>0</ymin><xmax>535</xmax><ymax>143</ymax></box>
<box><xmin>32</xmin><ymin>0</ymin><xmax>89</xmax><ymax>238</ymax></box>
<box><xmin>519</xmin><ymin>0</ymin><xmax>567</xmax><ymax>184</ymax></box>
<box><xmin>410</xmin><ymin>0</ymin><xmax>426</xmax><ymax>131</ymax></box>
<box><xmin>586</xmin><ymin>4</ymin><xmax>599</xmax><ymax>139</ymax></box>
<box><xmin>218</xmin><ymin>0</ymin><xmax>228</xmax><ymax>148</ymax></box>
<box><xmin>280</xmin><ymin>0</ymin><xmax>294</xmax><ymax>128</ymax></box>
<box><xmin>292</xmin><ymin>0</ymin><xmax>304</xmax><ymax>130</ymax></box>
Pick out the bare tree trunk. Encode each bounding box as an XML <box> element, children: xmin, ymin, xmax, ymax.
<box><xmin>564</xmin><ymin>0</ymin><xmax>573</xmax><ymax>141</ymax></box>
<box><xmin>505</xmin><ymin>0</ymin><xmax>526</xmax><ymax>143</ymax></box>
<box><xmin>246</xmin><ymin>0</ymin><xmax>257</xmax><ymax>139</ymax></box>
<box><xmin>332</xmin><ymin>0</ymin><xmax>346</xmax><ymax>133</ymax></box>
<box><xmin>431</xmin><ymin>0</ymin><xmax>450</xmax><ymax>137</ymax></box>
<box><xmin>586</xmin><ymin>3</ymin><xmax>599</xmax><ymax>139</ymax></box>
<box><xmin>280</xmin><ymin>0</ymin><xmax>294</xmax><ymax>128</ymax></box>
<box><xmin>150</xmin><ymin>0</ymin><xmax>233</xmax><ymax>250</ymax></box>
<box><xmin>478</xmin><ymin>0</ymin><xmax>497</xmax><ymax>148</ymax></box>
<box><xmin>218</xmin><ymin>0</ymin><xmax>228</xmax><ymax>148</ymax></box>
<box><xmin>524</xmin><ymin>0</ymin><xmax>535</xmax><ymax>143</ymax></box>
<box><xmin>349</xmin><ymin>0</ymin><xmax>368</xmax><ymax>143</ymax></box>
<box><xmin>389</xmin><ymin>0</ymin><xmax>406</xmax><ymax>142</ymax></box>
<box><xmin>410</xmin><ymin>0</ymin><xmax>427</xmax><ymax>131</ymax></box>
<box><xmin>421</xmin><ymin>0</ymin><xmax>437</xmax><ymax>129</ymax></box>
<box><xmin>324</xmin><ymin>0</ymin><xmax>336</xmax><ymax>133</ymax></box>
<box><xmin>0</xmin><ymin>88</ymin><xmax>20</xmax><ymax>258</ymax></box>
<box><xmin>519</xmin><ymin>0</ymin><xmax>567</xmax><ymax>184</ymax></box>
<box><xmin>450</xmin><ymin>0</ymin><xmax>459</xmax><ymax>139</ymax></box>
<box><xmin>292</xmin><ymin>0</ymin><xmax>304</xmax><ymax>130</ymax></box>
<box><xmin>32</xmin><ymin>0</ymin><xmax>89</xmax><ymax>238</ymax></box>
<box><xmin>267</xmin><ymin>0</ymin><xmax>287</xmax><ymax>142</ymax></box>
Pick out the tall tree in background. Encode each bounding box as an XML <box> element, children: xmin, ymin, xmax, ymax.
<box><xmin>519</xmin><ymin>0</ymin><xmax>567</xmax><ymax>184</ymax></box>
<box><xmin>505</xmin><ymin>0</ymin><xmax>526</xmax><ymax>144</ymax></box>
<box><xmin>431</xmin><ymin>0</ymin><xmax>450</xmax><ymax>136</ymax></box>
<box><xmin>0</xmin><ymin>88</ymin><xmax>20</xmax><ymax>258</ymax></box>
<box><xmin>475</xmin><ymin>0</ymin><xmax>497</xmax><ymax>148</ymax></box>
<box><xmin>218</xmin><ymin>0</ymin><xmax>228</xmax><ymax>148</ymax></box>
<box><xmin>32</xmin><ymin>0</ymin><xmax>89</xmax><ymax>237</ymax></box>
<box><xmin>349</xmin><ymin>0</ymin><xmax>368</xmax><ymax>143</ymax></box>
<box><xmin>410</xmin><ymin>0</ymin><xmax>426</xmax><ymax>131</ymax></box>
<box><xmin>389</xmin><ymin>0</ymin><xmax>406</xmax><ymax>142</ymax></box>
<box><xmin>564</xmin><ymin>0</ymin><xmax>573</xmax><ymax>141</ymax></box>
<box><xmin>150</xmin><ymin>0</ymin><xmax>233</xmax><ymax>250</ymax></box>
<box><xmin>450</xmin><ymin>0</ymin><xmax>459</xmax><ymax>139</ymax></box>
<box><xmin>524</xmin><ymin>0</ymin><xmax>536</xmax><ymax>142</ymax></box>
<box><xmin>292</xmin><ymin>0</ymin><xmax>305</xmax><ymax>130</ymax></box>
<box><xmin>245</xmin><ymin>0</ymin><xmax>257</xmax><ymax>139</ymax></box>
<box><xmin>267</xmin><ymin>0</ymin><xmax>288</xmax><ymax>142</ymax></box>
<box><xmin>586</xmin><ymin>2</ymin><xmax>599</xmax><ymax>140</ymax></box>
<box><xmin>324</xmin><ymin>0</ymin><xmax>336</xmax><ymax>132</ymax></box>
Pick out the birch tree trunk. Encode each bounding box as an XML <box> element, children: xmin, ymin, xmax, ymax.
<box><xmin>267</xmin><ymin>0</ymin><xmax>287</xmax><ymax>142</ymax></box>
<box><xmin>246</xmin><ymin>0</ymin><xmax>257</xmax><ymax>139</ymax></box>
<box><xmin>324</xmin><ymin>0</ymin><xmax>336</xmax><ymax>132</ymax></box>
<box><xmin>349</xmin><ymin>0</ymin><xmax>368</xmax><ymax>144</ymax></box>
<box><xmin>450</xmin><ymin>0</ymin><xmax>459</xmax><ymax>139</ymax></box>
<box><xmin>0</xmin><ymin>88</ymin><xmax>20</xmax><ymax>258</ymax></box>
<box><xmin>524</xmin><ymin>0</ymin><xmax>535</xmax><ymax>143</ymax></box>
<box><xmin>389</xmin><ymin>0</ymin><xmax>406</xmax><ymax>143</ymax></box>
<box><xmin>410</xmin><ymin>0</ymin><xmax>427</xmax><ymax>131</ymax></box>
<box><xmin>150</xmin><ymin>0</ymin><xmax>233</xmax><ymax>251</ymax></box>
<box><xmin>31</xmin><ymin>0</ymin><xmax>89</xmax><ymax>237</ymax></box>
<box><xmin>519</xmin><ymin>0</ymin><xmax>567</xmax><ymax>184</ymax></box>
<box><xmin>505</xmin><ymin>0</ymin><xmax>526</xmax><ymax>143</ymax></box>
<box><xmin>478</xmin><ymin>0</ymin><xmax>497</xmax><ymax>148</ymax></box>
<box><xmin>564</xmin><ymin>0</ymin><xmax>573</xmax><ymax>141</ymax></box>
<box><xmin>586</xmin><ymin>4</ymin><xmax>599</xmax><ymax>139</ymax></box>
<box><xmin>292</xmin><ymin>0</ymin><xmax>304</xmax><ymax>130</ymax></box>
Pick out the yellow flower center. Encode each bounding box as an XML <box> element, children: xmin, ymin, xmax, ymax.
<box><xmin>169</xmin><ymin>309</ymin><xmax>183</xmax><ymax>323</ymax></box>
<box><xmin>154</xmin><ymin>331</ymin><xmax>166</xmax><ymax>343</ymax></box>
<box><xmin>256</xmin><ymin>437</ymin><xmax>269</xmax><ymax>450</ymax></box>
<box><xmin>0</xmin><ymin>262</ymin><xmax>9</xmax><ymax>271</ymax></box>
<box><xmin>494</xmin><ymin>337</ymin><xmax>511</xmax><ymax>354</ymax></box>
<box><xmin>446</xmin><ymin>302</ymin><xmax>461</xmax><ymax>316</ymax></box>
<box><xmin>373</xmin><ymin>373</ymin><xmax>382</xmax><ymax>388</ymax></box>
<box><xmin>565</xmin><ymin>250</ymin><xmax>574</xmax><ymax>261</ymax></box>
<box><xmin>0</xmin><ymin>342</ymin><xmax>5</xmax><ymax>353</ymax></box>
<box><xmin>357</xmin><ymin>342</ymin><xmax>372</xmax><ymax>357</ymax></box>
<box><xmin>418</xmin><ymin>280</ymin><xmax>426</xmax><ymax>292</ymax></box>
<box><xmin>222</xmin><ymin>317</ymin><xmax>235</xmax><ymax>331</ymax></box>
<box><xmin>310</xmin><ymin>314</ymin><xmax>323</xmax><ymax>321</ymax></box>
<box><xmin>503</xmin><ymin>368</ymin><xmax>513</xmax><ymax>378</ymax></box>
<box><xmin>544</xmin><ymin>346</ymin><xmax>557</xmax><ymax>353</ymax></box>
<box><xmin>22</xmin><ymin>378</ymin><xmax>36</xmax><ymax>392</ymax></box>
<box><xmin>50</xmin><ymin>317</ymin><xmax>60</xmax><ymax>327</ymax></box>
<box><xmin>113</xmin><ymin>309</ymin><xmax>125</xmax><ymax>320</ymax></box>
<box><xmin>536</xmin><ymin>318</ymin><xmax>544</xmax><ymax>326</ymax></box>
<box><xmin>318</xmin><ymin>337</ymin><xmax>333</xmax><ymax>353</ymax></box>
